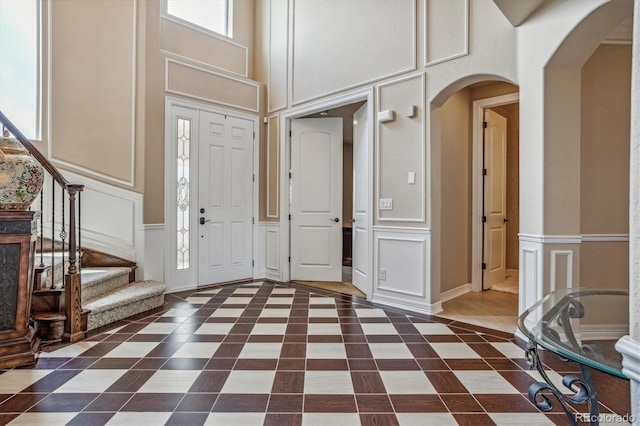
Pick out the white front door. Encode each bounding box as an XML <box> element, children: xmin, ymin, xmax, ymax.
<box><xmin>290</xmin><ymin>118</ymin><xmax>343</xmax><ymax>282</ymax></box>
<box><xmin>352</xmin><ymin>104</ymin><xmax>368</xmax><ymax>294</ymax></box>
<box><xmin>483</xmin><ymin>109</ymin><xmax>507</xmax><ymax>288</ymax></box>
<box><xmin>198</xmin><ymin>111</ymin><xmax>254</xmax><ymax>285</ymax></box>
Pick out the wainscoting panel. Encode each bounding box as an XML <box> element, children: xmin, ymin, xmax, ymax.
<box><xmin>256</xmin><ymin>222</ymin><xmax>281</xmax><ymax>281</ymax></box>
<box><xmin>142</xmin><ymin>224</ymin><xmax>165</xmax><ymax>283</ymax></box>
<box><xmin>550</xmin><ymin>250</ymin><xmax>573</xmax><ymax>292</ymax></box>
<box><xmin>519</xmin><ymin>243</ymin><xmax>541</xmax><ymax>314</ymax></box>
<box><xmin>372</xmin><ymin>227</ymin><xmax>438</xmax><ymax>314</ymax></box>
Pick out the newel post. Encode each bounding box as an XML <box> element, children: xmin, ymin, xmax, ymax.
<box><xmin>63</xmin><ymin>184</ymin><xmax>85</xmax><ymax>342</ymax></box>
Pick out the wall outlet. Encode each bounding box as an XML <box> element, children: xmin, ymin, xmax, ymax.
<box><xmin>379</xmin><ymin>268</ymin><xmax>386</xmax><ymax>280</ymax></box>
<box><xmin>379</xmin><ymin>198</ymin><xmax>393</xmax><ymax>210</ymax></box>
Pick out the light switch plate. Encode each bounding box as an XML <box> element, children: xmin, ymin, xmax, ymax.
<box><xmin>379</xmin><ymin>198</ymin><xmax>393</xmax><ymax>210</ymax></box>
<box><xmin>408</xmin><ymin>172</ymin><xmax>416</xmax><ymax>184</ymax></box>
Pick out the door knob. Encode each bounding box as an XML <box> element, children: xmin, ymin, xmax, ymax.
<box><xmin>200</xmin><ymin>217</ymin><xmax>211</xmax><ymax>225</ymax></box>
<box><xmin>330</xmin><ymin>217</ymin><xmax>340</xmax><ymax>223</ymax></box>
<box><xmin>503</xmin><ymin>218</ymin><xmax>509</xmax><ymax>223</ymax></box>
<box><xmin>351</xmin><ymin>218</ymin><xmax>356</xmax><ymax>223</ymax></box>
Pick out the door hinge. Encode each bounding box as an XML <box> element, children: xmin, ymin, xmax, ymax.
<box><xmin>289</xmin><ymin>214</ymin><xmax>291</xmax><ymax>221</ymax></box>
<box><xmin>289</xmin><ymin>171</ymin><xmax>292</xmax><ymax>179</ymax></box>
<box><xmin>252</xmin><ymin>259</ymin><xmax>255</xmax><ymax>267</ymax></box>
<box><xmin>289</xmin><ymin>130</ymin><xmax>292</xmax><ymax>137</ymax></box>
<box><xmin>482</xmin><ymin>262</ymin><xmax>487</xmax><ymax>270</ymax></box>
<box><xmin>482</xmin><ymin>121</ymin><xmax>487</xmax><ymax>129</ymax></box>
<box><xmin>482</xmin><ymin>216</ymin><xmax>487</xmax><ymax>223</ymax></box>
<box><xmin>252</xmin><ymin>217</ymin><xmax>255</xmax><ymax>224</ymax></box>
<box><xmin>288</xmin><ymin>256</ymin><xmax>291</xmax><ymax>263</ymax></box>
<box><xmin>253</xmin><ymin>174</ymin><xmax>255</xmax><ymax>182</ymax></box>
<box><xmin>482</xmin><ymin>168</ymin><xmax>487</xmax><ymax>176</ymax></box>
<box><xmin>253</xmin><ymin>131</ymin><xmax>256</xmax><ymax>139</ymax></box>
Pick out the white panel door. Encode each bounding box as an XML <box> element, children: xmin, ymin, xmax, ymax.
<box><xmin>198</xmin><ymin>111</ymin><xmax>254</xmax><ymax>285</ymax></box>
<box><xmin>352</xmin><ymin>104</ymin><xmax>368</xmax><ymax>294</ymax></box>
<box><xmin>484</xmin><ymin>109</ymin><xmax>507</xmax><ymax>288</ymax></box>
<box><xmin>291</xmin><ymin>118</ymin><xmax>343</xmax><ymax>282</ymax></box>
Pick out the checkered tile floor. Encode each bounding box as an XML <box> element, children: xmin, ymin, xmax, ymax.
<box><xmin>0</xmin><ymin>281</ymin><xmax>630</xmax><ymax>425</ymax></box>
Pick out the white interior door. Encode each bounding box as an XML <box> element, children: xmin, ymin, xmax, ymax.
<box><xmin>198</xmin><ymin>111</ymin><xmax>254</xmax><ymax>285</ymax></box>
<box><xmin>352</xmin><ymin>104</ymin><xmax>368</xmax><ymax>294</ymax></box>
<box><xmin>484</xmin><ymin>109</ymin><xmax>507</xmax><ymax>288</ymax></box>
<box><xmin>290</xmin><ymin>118</ymin><xmax>343</xmax><ymax>282</ymax></box>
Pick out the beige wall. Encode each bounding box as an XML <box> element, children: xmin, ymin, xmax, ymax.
<box><xmin>439</xmin><ymin>88</ymin><xmax>472</xmax><ymax>292</ymax></box>
<box><xmin>579</xmin><ymin>43</ymin><xmax>631</xmax><ymax>291</ymax></box>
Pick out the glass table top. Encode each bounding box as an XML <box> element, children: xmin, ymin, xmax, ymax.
<box><xmin>517</xmin><ymin>288</ymin><xmax>629</xmax><ymax>379</ymax></box>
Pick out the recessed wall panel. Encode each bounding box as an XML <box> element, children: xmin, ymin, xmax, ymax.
<box><xmin>425</xmin><ymin>0</ymin><xmax>468</xmax><ymax>66</ymax></box>
<box><xmin>268</xmin><ymin>0</ymin><xmax>288</xmax><ymax>111</ymax></box>
<box><xmin>266</xmin><ymin>116</ymin><xmax>280</xmax><ymax>218</ymax></box>
<box><xmin>292</xmin><ymin>0</ymin><xmax>416</xmax><ymax>103</ymax></box>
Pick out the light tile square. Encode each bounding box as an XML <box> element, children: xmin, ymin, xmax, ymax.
<box><xmin>379</xmin><ymin>371</ymin><xmax>437</xmax><ymax>394</ymax></box>
<box><xmin>490</xmin><ymin>342</ymin><xmax>527</xmax><ymax>359</ymax></box>
<box><xmin>185</xmin><ymin>296</ymin><xmax>213</xmax><ymax>304</ymax></box>
<box><xmin>266</xmin><ymin>297</ymin><xmax>293</xmax><ymax>305</ymax></box>
<box><xmin>162</xmin><ymin>308</ymin><xmax>199</xmax><ymax>317</ymax></box>
<box><xmin>360</xmin><ymin>323</ymin><xmax>398</xmax><ymax>335</ymax></box>
<box><xmin>430</xmin><ymin>343</ymin><xmax>482</xmax><ymax>359</ymax></box>
<box><xmin>8</xmin><ymin>413</ymin><xmax>78</xmax><ymax>426</ymax></box>
<box><xmin>204</xmin><ymin>413</ymin><xmax>265</xmax><ymax>426</ymax></box>
<box><xmin>138</xmin><ymin>322</ymin><xmax>181</xmax><ymax>334</ymax></box>
<box><xmin>138</xmin><ymin>370</ymin><xmax>201</xmax><ymax>393</ymax></box>
<box><xmin>0</xmin><ymin>370</ymin><xmax>54</xmax><ymax>393</ymax></box>
<box><xmin>234</xmin><ymin>287</ymin><xmax>260</xmax><ymax>294</ymax></box>
<box><xmin>54</xmin><ymin>369</ymin><xmax>128</xmax><ymax>393</ymax></box>
<box><xmin>211</xmin><ymin>308</ymin><xmax>246</xmax><ymax>317</ymax></box>
<box><xmin>412</xmin><ymin>323</ymin><xmax>455</xmax><ymax>335</ymax></box>
<box><xmin>306</xmin><ymin>343</ymin><xmax>347</xmax><ymax>359</ymax></box>
<box><xmin>271</xmin><ymin>287</ymin><xmax>296</xmax><ymax>294</ymax></box>
<box><xmin>222</xmin><ymin>297</ymin><xmax>253</xmax><ymax>304</ymax></box>
<box><xmin>38</xmin><ymin>341</ymin><xmax>98</xmax><ymax>358</ymax></box>
<box><xmin>304</xmin><ymin>371</ymin><xmax>354</xmax><ymax>394</ymax></box>
<box><xmin>454</xmin><ymin>371</ymin><xmax>520</xmax><ymax>394</ymax></box>
<box><xmin>238</xmin><ymin>343</ymin><xmax>283</xmax><ymax>358</ymax></box>
<box><xmin>308</xmin><ymin>308</ymin><xmax>338</xmax><ymax>318</ymax></box>
<box><xmin>355</xmin><ymin>308</ymin><xmax>388</xmax><ymax>318</ymax></box>
<box><xmin>309</xmin><ymin>297</ymin><xmax>335</xmax><ymax>305</ymax></box>
<box><xmin>396</xmin><ymin>413</ymin><xmax>458</xmax><ymax>426</ymax></box>
<box><xmin>103</xmin><ymin>342</ymin><xmax>158</xmax><ymax>358</ymax></box>
<box><xmin>220</xmin><ymin>370</ymin><xmax>275</xmax><ymax>394</ymax></box>
<box><xmin>259</xmin><ymin>308</ymin><xmax>291</xmax><ymax>318</ymax></box>
<box><xmin>302</xmin><ymin>413</ymin><xmax>360</xmax><ymax>426</ymax></box>
<box><xmin>307</xmin><ymin>323</ymin><xmax>342</xmax><ymax>335</ymax></box>
<box><xmin>368</xmin><ymin>343</ymin><xmax>414</xmax><ymax>359</ymax></box>
<box><xmin>106</xmin><ymin>412</ymin><xmax>173</xmax><ymax>426</ymax></box>
<box><xmin>195</xmin><ymin>322</ymin><xmax>235</xmax><ymax>334</ymax></box>
<box><xmin>489</xmin><ymin>413</ymin><xmax>554</xmax><ymax>425</ymax></box>
<box><xmin>250</xmin><ymin>323</ymin><xmax>287</xmax><ymax>335</ymax></box>
<box><xmin>172</xmin><ymin>342</ymin><xmax>221</xmax><ymax>358</ymax></box>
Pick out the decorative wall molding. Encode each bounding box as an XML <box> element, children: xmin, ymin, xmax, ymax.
<box><xmin>266</xmin><ymin>115</ymin><xmax>280</xmax><ymax>219</ymax></box>
<box><xmin>142</xmin><ymin>224</ymin><xmax>165</xmax><ymax>282</ymax></box>
<box><xmin>41</xmin><ymin>171</ymin><xmax>143</xmax><ymax>263</ymax></box>
<box><xmin>550</xmin><ymin>250</ymin><xmax>573</xmax><ymax>292</ymax></box>
<box><xmin>440</xmin><ymin>283</ymin><xmax>471</xmax><ymax>303</ymax></box>
<box><xmin>160</xmin><ymin>14</ymin><xmax>249</xmax><ymax>77</ymax></box>
<box><xmin>264</xmin><ymin>222</ymin><xmax>281</xmax><ymax>281</ymax></box>
<box><xmin>519</xmin><ymin>245</ymin><xmax>541</xmax><ymax>314</ymax></box>
<box><xmin>579</xmin><ymin>324</ymin><xmax>629</xmax><ymax>341</ymax></box>
<box><xmin>376</xmin><ymin>73</ymin><xmax>426</xmax><ymax>223</ymax></box>
<box><xmin>519</xmin><ymin>233</ymin><xmax>582</xmax><ymax>244</ymax></box>
<box><xmin>424</xmin><ymin>0</ymin><xmax>469</xmax><ymax>67</ymax></box>
<box><xmin>581</xmin><ymin>234</ymin><xmax>629</xmax><ymax>242</ymax></box>
<box><xmin>165</xmin><ymin>59</ymin><xmax>260</xmax><ymax>113</ymax></box>
<box><xmin>268</xmin><ymin>0</ymin><xmax>289</xmax><ymax>112</ymax></box>
<box><xmin>616</xmin><ymin>335</ymin><xmax>640</xmax><ymax>384</ymax></box>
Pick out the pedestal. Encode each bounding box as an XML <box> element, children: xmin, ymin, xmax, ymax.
<box><xmin>0</xmin><ymin>211</ymin><xmax>41</xmax><ymax>369</ymax></box>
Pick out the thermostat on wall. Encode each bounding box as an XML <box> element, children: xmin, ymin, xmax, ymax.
<box><xmin>377</xmin><ymin>110</ymin><xmax>395</xmax><ymax>123</ymax></box>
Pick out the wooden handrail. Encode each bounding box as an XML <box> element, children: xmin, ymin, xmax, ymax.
<box><xmin>0</xmin><ymin>110</ymin><xmax>74</xmax><ymax>190</ymax></box>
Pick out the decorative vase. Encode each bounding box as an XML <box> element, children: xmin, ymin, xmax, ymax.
<box><xmin>0</xmin><ymin>137</ymin><xmax>44</xmax><ymax>211</ymax></box>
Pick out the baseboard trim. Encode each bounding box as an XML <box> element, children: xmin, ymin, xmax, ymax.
<box><xmin>440</xmin><ymin>283</ymin><xmax>471</xmax><ymax>303</ymax></box>
<box><xmin>371</xmin><ymin>293</ymin><xmax>443</xmax><ymax>316</ymax></box>
<box><xmin>579</xmin><ymin>324</ymin><xmax>629</xmax><ymax>341</ymax></box>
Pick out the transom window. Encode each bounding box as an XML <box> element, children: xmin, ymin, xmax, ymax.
<box><xmin>164</xmin><ymin>0</ymin><xmax>232</xmax><ymax>38</ymax></box>
<box><xmin>0</xmin><ymin>0</ymin><xmax>40</xmax><ymax>140</ymax></box>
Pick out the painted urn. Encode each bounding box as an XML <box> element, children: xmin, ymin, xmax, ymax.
<box><xmin>0</xmin><ymin>137</ymin><xmax>44</xmax><ymax>211</ymax></box>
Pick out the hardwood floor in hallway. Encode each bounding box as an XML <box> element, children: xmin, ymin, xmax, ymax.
<box><xmin>438</xmin><ymin>290</ymin><xmax>519</xmax><ymax>335</ymax></box>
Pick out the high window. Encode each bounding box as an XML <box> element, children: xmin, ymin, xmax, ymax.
<box><xmin>164</xmin><ymin>0</ymin><xmax>232</xmax><ymax>38</ymax></box>
<box><xmin>0</xmin><ymin>0</ymin><xmax>40</xmax><ymax>139</ymax></box>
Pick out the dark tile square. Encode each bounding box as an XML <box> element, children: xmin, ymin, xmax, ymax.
<box><xmin>247</xmin><ymin>335</ymin><xmax>283</xmax><ymax>343</ymax></box>
<box><xmin>133</xmin><ymin>358</ymin><xmax>167</xmax><ymax>370</ymax></box>
<box><xmin>33</xmin><ymin>357</ymin><xmax>72</xmax><ymax>369</ymax></box>
<box><xmin>441</xmin><ymin>394</ymin><xmax>484</xmax><ymax>413</ymax></box>
<box><xmin>83</xmin><ymin>392</ymin><xmax>133</xmax><ymax>411</ymax></box>
<box><xmin>351</xmin><ymin>372</ymin><xmax>386</xmax><ymax>393</ymax></box>
<box><xmin>486</xmin><ymin>358</ymin><xmax>523</xmax><ymax>371</ymax></box>
<box><xmin>425</xmin><ymin>335</ymin><xmax>463</xmax><ymax>343</ymax></box>
<box><xmin>345</xmin><ymin>344</ymin><xmax>373</xmax><ymax>359</ymax></box>
<box><xmin>277</xmin><ymin>358</ymin><xmax>306</xmax><ymax>371</ymax></box>
<box><xmin>89</xmin><ymin>358</ymin><xmax>139</xmax><ymax>369</ymax></box>
<box><xmin>146</xmin><ymin>342</ymin><xmax>183</xmax><ymax>357</ymax></box>
<box><xmin>306</xmin><ymin>359</ymin><xmax>349</xmax><ymax>370</ymax></box>
<box><xmin>376</xmin><ymin>359</ymin><xmax>420</xmax><ymax>370</ymax></box>
<box><xmin>234</xmin><ymin>359</ymin><xmax>278</xmax><ymax>370</ymax></box>
<box><xmin>475</xmin><ymin>394</ymin><xmax>538</xmax><ymax>412</ymax></box>
<box><xmin>189</xmin><ymin>371</ymin><xmax>230</xmax><ymax>392</ymax></box>
<box><xmin>121</xmin><ymin>393</ymin><xmax>183</xmax><ymax>412</ymax></box>
<box><xmin>29</xmin><ymin>393</ymin><xmax>99</xmax><ymax>412</ymax></box>
<box><xmin>425</xmin><ymin>371</ymin><xmax>468</xmax><ymax>393</ymax></box>
<box><xmin>272</xmin><ymin>371</ymin><xmax>305</xmax><ymax>393</ymax></box>
<box><xmin>453</xmin><ymin>413</ymin><xmax>498</xmax><ymax>425</ymax></box>
<box><xmin>469</xmin><ymin>343</ymin><xmax>507</xmax><ymax>358</ymax></box>
<box><xmin>308</xmin><ymin>335</ymin><xmax>343</xmax><ymax>343</ymax></box>
<box><xmin>223</xmin><ymin>334</ymin><xmax>250</xmax><ymax>343</ymax></box>
<box><xmin>165</xmin><ymin>412</ymin><xmax>208</xmax><ymax>426</ymax></box>
<box><xmin>407</xmin><ymin>343</ymin><xmax>439</xmax><ymax>358</ymax></box>
<box><xmin>280</xmin><ymin>343</ymin><xmax>306</xmax><ymax>358</ymax></box>
<box><xmin>264</xmin><ymin>413</ymin><xmax>302</xmax><ymax>426</ymax></box>
<box><xmin>60</xmin><ymin>357</ymin><xmax>98</xmax><ymax>369</ymax></box>
<box><xmin>106</xmin><ymin>370</ymin><xmax>155</xmax><ymax>392</ymax></box>
<box><xmin>0</xmin><ymin>393</ymin><xmax>48</xmax><ymax>412</ymax></box>
<box><xmin>445</xmin><ymin>359</ymin><xmax>491</xmax><ymax>370</ymax></box>
<box><xmin>268</xmin><ymin>394</ymin><xmax>303</xmax><ymax>412</ymax></box>
<box><xmin>390</xmin><ymin>394</ymin><xmax>447</xmax><ymax>413</ymax></box>
<box><xmin>212</xmin><ymin>394</ymin><xmax>269</xmax><ymax>412</ymax></box>
<box><xmin>175</xmin><ymin>393</ymin><xmax>218</xmax><ymax>412</ymax></box>
<box><xmin>417</xmin><ymin>358</ymin><xmax>449</xmax><ymax>371</ymax></box>
<box><xmin>67</xmin><ymin>412</ymin><xmax>115</xmax><ymax>426</ymax></box>
<box><xmin>349</xmin><ymin>359</ymin><xmax>378</xmax><ymax>371</ymax></box>
<box><xmin>162</xmin><ymin>357</ymin><xmax>209</xmax><ymax>370</ymax></box>
<box><xmin>303</xmin><ymin>394</ymin><xmax>357</xmax><ymax>412</ymax></box>
<box><xmin>356</xmin><ymin>394</ymin><xmax>394</xmax><ymax>413</ymax></box>
<box><xmin>359</xmin><ymin>414</ymin><xmax>400</xmax><ymax>426</ymax></box>
<box><xmin>366</xmin><ymin>335</ymin><xmax>403</xmax><ymax>343</ymax></box>
<box><xmin>213</xmin><ymin>343</ymin><xmax>245</xmax><ymax>357</ymax></box>
<box><xmin>23</xmin><ymin>370</ymin><xmax>81</xmax><ymax>392</ymax></box>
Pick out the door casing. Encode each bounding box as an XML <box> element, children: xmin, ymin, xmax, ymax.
<box><xmin>279</xmin><ymin>90</ymin><xmax>374</xmax><ymax>298</ymax></box>
<box><xmin>471</xmin><ymin>93</ymin><xmax>519</xmax><ymax>292</ymax></box>
<box><xmin>164</xmin><ymin>97</ymin><xmax>259</xmax><ymax>291</ymax></box>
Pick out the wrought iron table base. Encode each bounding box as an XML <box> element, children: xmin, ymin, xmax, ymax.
<box><xmin>525</xmin><ymin>341</ymin><xmax>600</xmax><ymax>426</ymax></box>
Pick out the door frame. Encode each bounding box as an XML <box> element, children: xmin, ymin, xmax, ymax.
<box><xmin>471</xmin><ymin>93</ymin><xmax>519</xmax><ymax>292</ymax></box>
<box><xmin>164</xmin><ymin>97</ymin><xmax>260</xmax><ymax>291</ymax></box>
<box><xmin>279</xmin><ymin>89</ymin><xmax>374</xmax><ymax>298</ymax></box>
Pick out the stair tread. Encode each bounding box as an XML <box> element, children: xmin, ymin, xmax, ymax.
<box><xmin>84</xmin><ymin>280</ymin><xmax>166</xmax><ymax>313</ymax></box>
<box><xmin>81</xmin><ymin>267</ymin><xmax>132</xmax><ymax>286</ymax></box>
